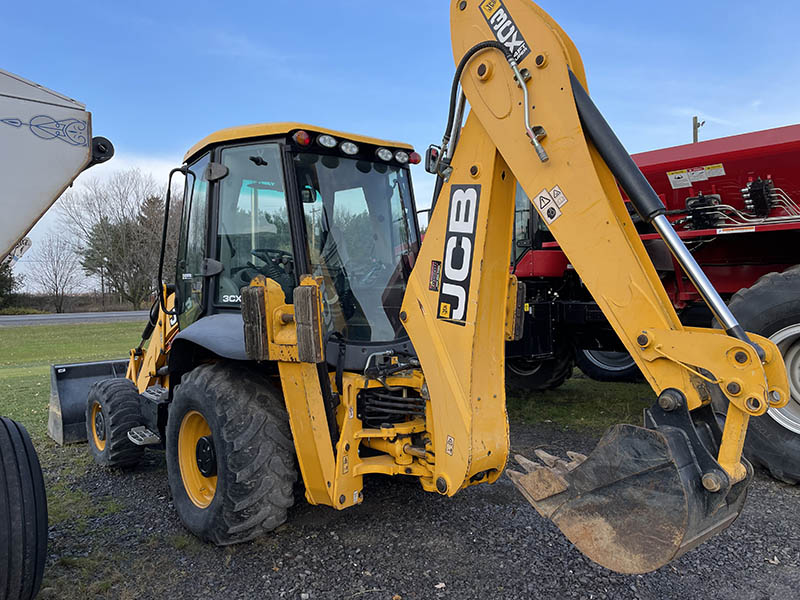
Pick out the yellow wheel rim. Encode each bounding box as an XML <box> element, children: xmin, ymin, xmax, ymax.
<box><xmin>90</xmin><ymin>401</ymin><xmax>106</xmax><ymax>451</ymax></box>
<box><xmin>178</xmin><ymin>410</ymin><xmax>217</xmax><ymax>508</ymax></box>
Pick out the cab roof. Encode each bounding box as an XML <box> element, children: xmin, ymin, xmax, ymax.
<box><xmin>184</xmin><ymin>122</ymin><xmax>414</xmax><ymax>163</ymax></box>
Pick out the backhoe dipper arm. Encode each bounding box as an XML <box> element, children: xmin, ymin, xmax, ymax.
<box><xmin>399</xmin><ymin>0</ymin><xmax>789</xmax><ymax>574</ymax></box>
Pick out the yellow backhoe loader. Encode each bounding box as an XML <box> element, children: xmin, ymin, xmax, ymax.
<box><xmin>50</xmin><ymin>0</ymin><xmax>788</xmax><ymax>574</ymax></box>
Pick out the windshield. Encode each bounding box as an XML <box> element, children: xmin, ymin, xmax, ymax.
<box><xmin>215</xmin><ymin>142</ymin><xmax>295</xmax><ymax>304</ymax></box>
<box><xmin>294</xmin><ymin>153</ymin><xmax>419</xmax><ymax>342</ymax></box>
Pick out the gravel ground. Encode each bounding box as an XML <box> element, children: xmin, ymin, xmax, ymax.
<box><xmin>39</xmin><ymin>422</ymin><xmax>800</xmax><ymax>600</ymax></box>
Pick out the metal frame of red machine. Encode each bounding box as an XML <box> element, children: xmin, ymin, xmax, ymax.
<box><xmin>513</xmin><ymin>124</ymin><xmax>800</xmax><ymax>310</ymax></box>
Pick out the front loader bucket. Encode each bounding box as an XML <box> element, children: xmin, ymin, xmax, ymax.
<box><xmin>48</xmin><ymin>359</ymin><xmax>128</xmax><ymax>445</ymax></box>
<box><xmin>509</xmin><ymin>401</ymin><xmax>750</xmax><ymax>574</ymax></box>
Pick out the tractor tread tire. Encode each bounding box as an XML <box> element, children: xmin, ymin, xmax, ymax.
<box><xmin>166</xmin><ymin>362</ymin><xmax>296</xmax><ymax>546</ymax></box>
<box><xmin>0</xmin><ymin>417</ymin><xmax>48</xmax><ymax>600</ymax></box>
<box><xmin>718</xmin><ymin>268</ymin><xmax>800</xmax><ymax>484</ymax></box>
<box><xmin>506</xmin><ymin>348</ymin><xmax>573</xmax><ymax>393</ymax></box>
<box><xmin>574</xmin><ymin>349</ymin><xmax>643</xmax><ymax>383</ymax></box>
<box><xmin>86</xmin><ymin>378</ymin><xmax>144</xmax><ymax>468</ymax></box>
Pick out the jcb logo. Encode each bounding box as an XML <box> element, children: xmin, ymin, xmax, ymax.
<box><xmin>437</xmin><ymin>185</ymin><xmax>480</xmax><ymax>324</ymax></box>
<box><xmin>480</xmin><ymin>0</ymin><xmax>531</xmax><ymax>62</ymax></box>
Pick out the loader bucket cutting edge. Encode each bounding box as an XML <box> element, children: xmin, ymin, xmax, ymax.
<box><xmin>508</xmin><ymin>423</ymin><xmax>750</xmax><ymax>574</ymax></box>
<box><xmin>48</xmin><ymin>359</ymin><xmax>129</xmax><ymax>445</ymax></box>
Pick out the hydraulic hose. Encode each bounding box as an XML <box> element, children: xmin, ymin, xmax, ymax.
<box><xmin>433</xmin><ymin>40</ymin><xmax>512</xmax><ymax>208</ymax></box>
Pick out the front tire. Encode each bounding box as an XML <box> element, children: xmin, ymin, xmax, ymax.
<box><xmin>0</xmin><ymin>417</ymin><xmax>47</xmax><ymax>600</ymax></box>
<box><xmin>575</xmin><ymin>348</ymin><xmax>642</xmax><ymax>383</ymax></box>
<box><xmin>166</xmin><ymin>362</ymin><xmax>297</xmax><ymax>545</ymax></box>
<box><xmin>86</xmin><ymin>378</ymin><xmax>144</xmax><ymax>468</ymax></box>
<box><xmin>715</xmin><ymin>268</ymin><xmax>800</xmax><ymax>484</ymax></box>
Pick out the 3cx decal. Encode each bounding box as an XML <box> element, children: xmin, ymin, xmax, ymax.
<box><xmin>437</xmin><ymin>185</ymin><xmax>481</xmax><ymax>324</ymax></box>
<box><xmin>479</xmin><ymin>0</ymin><xmax>532</xmax><ymax>63</ymax></box>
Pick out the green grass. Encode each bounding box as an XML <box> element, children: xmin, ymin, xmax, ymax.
<box><xmin>507</xmin><ymin>375</ymin><xmax>655</xmax><ymax>433</ymax></box>
<box><xmin>0</xmin><ymin>321</ymin><xmax>144</xmax><ymax>438</ymax></box>
<box><xmin>0</xmin><ymin>321</ymin><xmax>145</xmax><ymax>544</ymax></box>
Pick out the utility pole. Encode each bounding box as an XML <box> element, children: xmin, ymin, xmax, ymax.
<box><xmin>693</xmin><ymin>116</ymin><xmax>706</xmax><ymax>143</ymax></box>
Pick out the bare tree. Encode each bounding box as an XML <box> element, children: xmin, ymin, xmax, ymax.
<box><xmin>59</xmin><ymin>169</ymin><xmax>161</xmax><ymax>237</ymax></box>
<box><xmin>58</xmin><ymin>169</ymin><xmax>182</xmax><ymax>309</ymax></box>
<box><xmin>28</xmin><ymin>235</ymin><xmax>82</xmax><ymax>313</ymax></box>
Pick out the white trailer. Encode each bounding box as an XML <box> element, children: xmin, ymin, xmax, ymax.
<box><xmin>0</xmin><ymin>68</ymin><xmax>113</xmax><ymax>261</ymax></box>
<box><xmin>0</xmin><ymin>68</ymin><xmax>113</xmax><ymax>600</ymax></box>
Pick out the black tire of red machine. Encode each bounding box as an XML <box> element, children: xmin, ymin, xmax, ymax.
<box><xmin>714</xmin><ymin>267</ymin><xmax>800</xmax><ymax>484</ymax></box>
<box><xmin>574</xmin><ymin>348</ymin><xmax>643</xmax><ymax>383</ymax></box>
<box><xmin>506</xmin><ymin>343</ymin><xmax>574</xmax><ymax>393</ymax></box>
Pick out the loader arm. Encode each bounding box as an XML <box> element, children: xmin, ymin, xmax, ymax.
<box><xmin>399</xmin><ymin>0</ymin><xmax>789</xmax><ymax>573</ymax></box>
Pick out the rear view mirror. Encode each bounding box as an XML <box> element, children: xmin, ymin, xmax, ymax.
<box><xmin>425</xmin><ymin>145</ymin><xmax>441</xmax><ymax>175</ymax></box>
<box><xmin>205</xmin><ymin>161</ymin><xmax>229</xmax><ymax>182</ymax></box>
<box><xmin>301</xmin><ymin>187</ymin><xmax>317</xmax><ymax>203</ymax></box>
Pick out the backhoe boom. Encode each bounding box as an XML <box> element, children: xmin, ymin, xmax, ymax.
<box><xmin>398</xmin><ymin>0</ymin><xmax>789</xmax><ymax>573</ymax></box>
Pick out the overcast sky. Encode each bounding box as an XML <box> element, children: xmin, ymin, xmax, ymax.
<box><xmin>4</xmin><ymin>1</ymin><xmax>799</xmax><ymax>278</ymax></box>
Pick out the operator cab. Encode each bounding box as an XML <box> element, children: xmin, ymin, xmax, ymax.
<box><xmin>174</xmin><ymin>123</ymin><xmax>423</xmax><ymax>370</ymax></box>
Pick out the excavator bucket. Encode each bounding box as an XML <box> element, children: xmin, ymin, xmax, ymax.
<box><xmin>508</xmin><ymin>401</ymin><xmax>750</xmax><ymax>574</ymax></box>
<box><xmin>47</xmin><ymin>359</ymin><xmax>128</xmax><ymax>445</ymax></box>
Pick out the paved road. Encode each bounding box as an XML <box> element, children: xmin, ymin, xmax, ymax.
<box><xmin>0</xmin><ymin>310</ymin><xmax>149</xmax><ymax>327</ymax></box>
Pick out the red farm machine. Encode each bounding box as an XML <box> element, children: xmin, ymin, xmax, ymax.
<box><xmin>507</xmin><ymin>124</ymin><xmax>800</xmax><ymax>483</ymax></box>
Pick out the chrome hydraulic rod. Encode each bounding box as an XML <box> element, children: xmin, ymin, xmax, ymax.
<box><xmin>651</xmin><ymin>214</ymin><xmax>740</xmax><ymax>333</ymax></box>
<box><xmin>567</xmin><ymin>70</ymin><xmax>761</xmax><ymax>355</ymax></box>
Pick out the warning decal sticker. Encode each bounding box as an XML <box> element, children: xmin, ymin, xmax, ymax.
<box><xmin>534</xmin><ymin>186</ymin><xmax>568</xmax><ymax>225</ymax></box>
<box><xmin>668</xmin><ymin>163</ymin><xmax>726</xmax><ymax>189</ymax></box>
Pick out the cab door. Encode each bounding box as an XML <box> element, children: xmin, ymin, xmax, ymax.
<box><xmin>176</xmin><ymin>153</ymin><xmax>210</xmax><ymax>329</ymax></box>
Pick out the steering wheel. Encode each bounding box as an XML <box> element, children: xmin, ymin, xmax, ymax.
<box><xmin>251</xmin><ymin>248</ymin><xmax>293</xmax><ymax>265</ymax></box>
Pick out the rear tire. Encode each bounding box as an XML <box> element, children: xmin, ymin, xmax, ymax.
<box><xmin>506</xmin><ymin>346</ymin><xmax>573</xmax><ymax>393</ymax></box>
<box><xmin>0</xmin><ymin>417</ymin><xmax>48</xmax><ymax>600</ymax></box>
<box><xmin>86</xmin><ymin>378</ymin><xmax>144</xmax><ymax>468</ymax></box>
<box><xmin>575</xmin><ymin>348</ymin><xmax>642</xmax><ymax>383</ymax></box>
<box><xmin>166</xmin><ymin>362</ymin><xmax>297</xmax><ymax>545</ymax></box>
<box><xmin>714</xmin><ymin>267</ymin><xmax>800</xmax><ymax>484</ymax></box>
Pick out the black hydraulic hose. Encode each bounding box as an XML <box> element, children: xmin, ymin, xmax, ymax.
<box><xmin>137</xmin><ymin>299</ymin><xmax>160</xmax><ymax>350</ymax></box>
<box><xmin>442</xmin><ymin>40</ymin><xmax>512</xmax><ymax>146</ymax></box>
<box><xmin>568</xmin><ymin>70</ymin><xmax>666</xmax><ymax>223</ymax></box>
<box><xmin>432</xmin><ymin>40</ymin><xmax>513</xmax><ymax>208</ymax></box>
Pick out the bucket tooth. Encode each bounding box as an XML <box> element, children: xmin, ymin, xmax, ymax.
<box><xmin>566</xmin><ymin>451</ymin><xmax>587</xmax><ymax>464</ymax></box>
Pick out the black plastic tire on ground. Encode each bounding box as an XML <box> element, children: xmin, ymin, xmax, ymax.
<box><xmin>715</xmin><ymin>267</ymin><xmax>800</xmax><ymax>484</ymax></box>
<box><xmin>86</xmin><ymin>378</ymin><xmax>145</xmax><ymax>468</ymax></box>
<box><xmin>166</xmin><ymin>362</ymin><xmax>297</xmax><ymax>545</ymax></box>
<box><xmin>0</xmin><ymin>416</ymin><xmax>48</xmax><ymax>600</ymax></box>
<box><xmin>574</xmin><ymin>348</ymin><xmax>643</xmax><ymax>383</ymax></box>
<box><xmin>506</xmin><ymin>345</ymin><xmax>573</xmax><ymax>393</ymax></box>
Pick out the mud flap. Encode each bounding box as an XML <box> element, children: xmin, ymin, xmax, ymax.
<box><xmin>508</xmin><ymin>391</ymin><xmax>751</xmax><ymax>574</ymax></box>
<box><xmin>48</xmin><ymin>359</ymin><xmax>128</xmax><ymax>445</ymax></box>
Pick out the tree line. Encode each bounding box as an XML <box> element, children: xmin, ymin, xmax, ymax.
<box><xmin>10</xmin><ymin>169</ymin><xmax>182</xmax><ymax>313</ymax></box>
